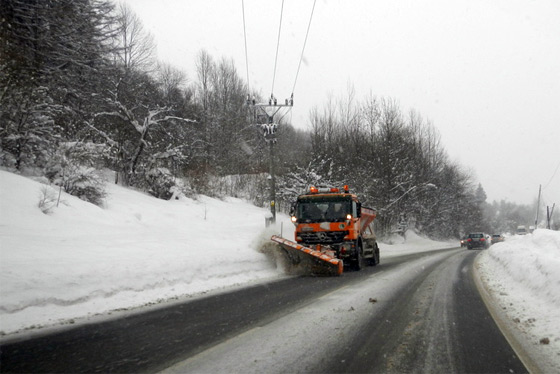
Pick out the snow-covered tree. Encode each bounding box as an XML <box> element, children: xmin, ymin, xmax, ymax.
<box><xmin>303</xmin><ymin>90</ymin><xmax>481</xmax><ymax>238</ymax></box>
<box><xmin>1</xmin><ymin>0</ymin><xmax>116</xmax><ymax>169</ymax></box>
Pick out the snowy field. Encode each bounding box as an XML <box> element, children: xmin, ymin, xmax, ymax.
<box><xmin>1</xmin><ymin>170</ymin><xmax>558</xmax><ymax>369</ymax></box>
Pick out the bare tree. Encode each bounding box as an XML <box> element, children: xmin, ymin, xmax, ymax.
<box><xmin>157</xmin><ymin>62</ymin><xmax>188</xmax><ymax>106</ymax></box>
<box><xmin>196</xmin><ymin>50</ymin><xmax>214</xmax><ymax>113</ymax></box>
<box><xmin>113</xmin><ymin>3</ymin><xmax>156</xmax><ymax>74</ymax></box>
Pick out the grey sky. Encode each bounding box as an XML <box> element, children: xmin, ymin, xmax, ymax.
<box><xmin>125</xmin><ymin>0</ymin><xmax>560</xmax><ymax>207</ymax></box>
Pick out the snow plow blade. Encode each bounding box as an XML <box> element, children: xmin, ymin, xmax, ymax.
<box><xmin>271</xmin><ymin>235</ymin><xmax>343</xmax><ymax>276</ymax></box>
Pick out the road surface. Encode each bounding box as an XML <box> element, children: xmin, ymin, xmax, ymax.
<box><xmin>0</xmin><ymin>247</ymin><xmax>527</xmax><ymax>373</ymax></box>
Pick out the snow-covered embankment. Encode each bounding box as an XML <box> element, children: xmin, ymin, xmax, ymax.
<box><xmin>476</xmin><ymin>230</ymin><xmax>560</xmax><ymax>372</ymax></box>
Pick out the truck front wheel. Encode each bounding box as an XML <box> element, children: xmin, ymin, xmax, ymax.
<box><xmin>353</xmin><ymin>242</ymin><xmax>365</xmax><ymax>271</ymax></box>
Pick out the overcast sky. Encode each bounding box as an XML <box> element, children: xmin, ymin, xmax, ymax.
<box><xmin>124</xmin><ymin>0</ymin><xmax>560</xmax><ymax>208</ymax></box>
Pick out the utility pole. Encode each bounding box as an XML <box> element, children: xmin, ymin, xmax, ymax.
<box><xmin>246</xmin><ymin>94</ymin><xmax>294</xmax><ymax>226</ymax></box>
<box><xmin>547</xmin><ymin>203</ymin><xmax>556</xmax><ymax>230</ymax></box>
<box><xmin>535</xmin><ymin>184</ymin><xmax>541</xmax><ymax>229</ymax></box>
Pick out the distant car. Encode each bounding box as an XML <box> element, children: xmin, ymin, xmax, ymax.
<box><xmin>460</xmin><ymin>235</ymin><xmax>468</xmax><ymax>247</ymax></box>
<box><xmin>466</xmin><ymin>232</ymin><xmax>489</xmax><ymax>249</ymax></box>
<box><xmin>491</xmin><ymin>234</ymin><xmax>505</xmax><ymax>244</ymax></box>
<box><xmin>516</xmin><ymin>225</ymin><xmax>527</xmax><ymax>235</ymax></box>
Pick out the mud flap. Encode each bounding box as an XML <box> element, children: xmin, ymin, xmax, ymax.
<box><xmin>270</xmin><ymin>235</ymin><xmax>343</xmax><ymax>276</ymax></box>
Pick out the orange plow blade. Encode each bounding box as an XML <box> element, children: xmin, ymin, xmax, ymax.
<box><xmin>271</xmin><ymin>235</ymin><xmax>343</xmax><ymax>276</ymax></box>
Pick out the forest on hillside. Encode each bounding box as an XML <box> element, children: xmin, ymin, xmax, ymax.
<box><xmin>1</xmin><ymin>0</ymin><xmax>548</xmax><ymax>238</ymax></box>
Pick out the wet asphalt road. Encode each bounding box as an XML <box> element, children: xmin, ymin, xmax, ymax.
<box><xmin>0</xmin><ymin>247</ymin><xmax>527</xmax><ymax>373</ymax></box>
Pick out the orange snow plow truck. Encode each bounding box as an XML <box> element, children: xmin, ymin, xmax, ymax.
<box><xmin>271</xmin><ymin>185</ymin><xmax>379</xmax><ymax>276</ymax></box>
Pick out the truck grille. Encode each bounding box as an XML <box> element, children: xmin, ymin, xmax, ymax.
<box><xmin>300</xmin><ymin>231</ymin><xmax>348</xmax><ymax>244</ymax></box>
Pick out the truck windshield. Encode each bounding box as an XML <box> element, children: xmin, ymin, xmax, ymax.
<box><xmin>297</xmin><ymin>200</ymin><xmax>351</xmax><ymax>223</ymax></box>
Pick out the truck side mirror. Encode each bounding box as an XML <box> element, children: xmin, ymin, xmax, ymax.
<box><xmin>356</xmin><ymin>202</ymin><xmax>362</xmax><ymax>217</ymax></box>
<box><xmin>289</xmin><ymin>203</ymin><xmax>296</xmax><ymax>217</ymax></box>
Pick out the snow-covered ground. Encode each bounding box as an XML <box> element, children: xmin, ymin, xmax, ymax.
<box><xmin>476</xmin><ymin>230</ymin><xmax>560</xmax><ymax>371</ymax></box>
<box><xmin>1</xmin><ymin>170</ymin><xmax>558</xmax><ymax>369</ymax></box>
<box><xmin>0</xmin><ymin>170</ymin><xmax>285</xmax><ymax>336</ymax></box>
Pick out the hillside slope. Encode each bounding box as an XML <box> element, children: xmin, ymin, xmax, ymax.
<box><xmin>0</xmin><ymin>170</ymin><xmax>283</xmax><ymax>335</ymax></box>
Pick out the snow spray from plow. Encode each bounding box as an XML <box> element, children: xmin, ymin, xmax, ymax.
<box><xmin>271</xmin><ymin>235</ymin><xmax>343</xmax><ymax>276</ymax></box>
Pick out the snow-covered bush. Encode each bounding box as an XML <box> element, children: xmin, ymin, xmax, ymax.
<box><xmin>185</xmin><ymin>169</ymin><xmax>215</xmax><ymax>197</ymax></box>
<box><xmin>212</xmin><ymin>174</ymin><xmax>268</xmax><ymax>205</ymax></box>
<box><xmin>44</xmin><ymin>143</ymin><xmax>108</xmax><ymax>206</ymax></box>
<box><xmin>143</xmin><ymin>167</ymin><xmax>192</xmax><ymax>200</ymax></box>
<box><xmin>37</xmin><ymin>185</ymin><xmax>58</xmax><ymax>214</ymax></box>
<box><xmin>57</xmin><ymin>166</ymin><xmax>106</xmax><ymax>206</ymax></box>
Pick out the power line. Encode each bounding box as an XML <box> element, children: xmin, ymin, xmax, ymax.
<box><xmin>277</xmin><ymin>106</ymin><xmax>293</xmax><ymax>123</ymax></box>
<box><xmin>291</xmin><ymin>0</ymin><xmax>317</xmax><ymax>95</ymax></box>
<box><xmin>543</xmin><ymin>160</ymin><xmax>560</xmax><ymax>190</ymax></box>
<box><xmin>271</xmin><ymin>0</ymin><xmax>285</xmax><ymax>97</ymax></box>
<box><xmin>241</xmin><ymin>0</ymin><xmax>250</xmax><ymax>95</ymax></box>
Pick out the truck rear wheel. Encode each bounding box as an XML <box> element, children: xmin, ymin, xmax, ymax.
<box><xmin>365</xmin><ymin>243</ymin><xmax>379</xmax><ymax>266</ymax></box>
<box><xmin>369</xmin><ymin>243</ymin><xmax>380</xmax><ymax>266</ymax></box>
